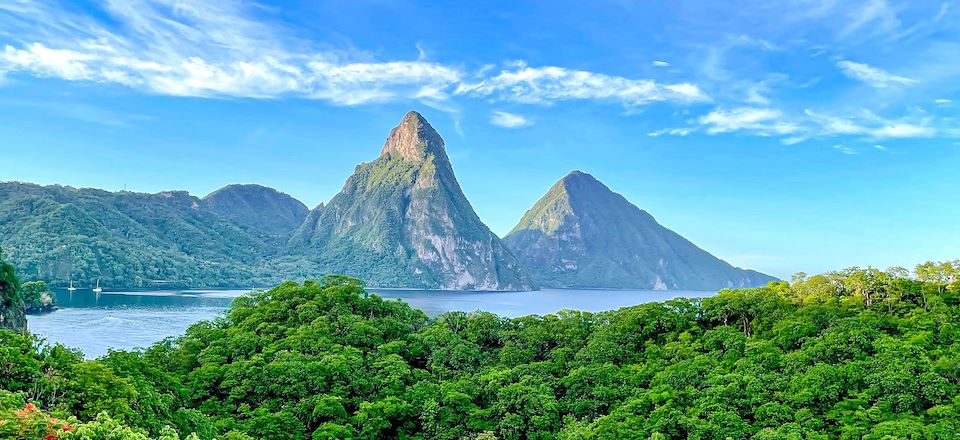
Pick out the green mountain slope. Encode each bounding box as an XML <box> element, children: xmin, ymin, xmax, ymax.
<box><xmin>202</xmin><ymin>184</ymin><xmax>309</xmax><ymax>236</ymax></box>
<box><xmin>288</xmin><ymin>111</ymin><xmax>534</xmax><ymax>290</ymax></box>
<box><xmin>504</xmin><ymin>171</ymin><xmax>776</xmax><ymax>290</ymax></box>
<box><xmin>0</xmin><ymin>183</ymin><xmax>284</xmax><ymax>288</ymax></box>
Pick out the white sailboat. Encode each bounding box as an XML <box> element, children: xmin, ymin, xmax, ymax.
<box><xmin>93</xmin><ymin>278</ymin><xmax>103</xmax><ymax>293</ymax></box>
<box><xmin>67</xmin><ymin>280</ymin><xmax>77</xmax><ymax>292</ymax></box>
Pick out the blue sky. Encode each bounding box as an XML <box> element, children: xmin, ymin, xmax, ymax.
<box><xmin>1</xmin><ymin>0</ymin><xmax>958</xmax><ymax>278</ymax></box>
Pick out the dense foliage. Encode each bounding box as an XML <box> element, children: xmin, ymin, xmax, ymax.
<box><xmin>2</xmin><ymin>262</ymin><xmax>960</xmax><ymax>439</ymax></box>
<box><xmin>0</xmin><ymin>249</ymin><xmax>26</xmax><ymax>332</ymax></box>
<box><xmin>0</xmin><ymin>182</ymin><xmax>302</xmax><ymax>289</ymax></box>
<box><xmin>20</xmin><ymin>281</ymin><xmax>57</xmax><ymax>314</ymax></box>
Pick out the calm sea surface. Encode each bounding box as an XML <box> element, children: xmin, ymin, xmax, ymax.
<box><xmin>28</xmin><ymin>287</ymin><xmax>714</xmax><ymax>358</ymax></box>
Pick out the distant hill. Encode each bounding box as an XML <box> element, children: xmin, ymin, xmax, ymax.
<box><xmin>503</xmin><ymin>171</ymin><xmax>776</xmax><ymax>290</ymax></box>
<box><xmin>0</xmin><ymin>182</ymin><xmax>285</xmax><ymax>288</ymax></box>
<box><xmin>288</xmin><ymin>111</ymin><xmax>534</xmax><ymax>290</ymax></box>
<box><xmin>202</xmin><ymin>184</ymin><xmax>308</xmax><ymax>236</ymax></box>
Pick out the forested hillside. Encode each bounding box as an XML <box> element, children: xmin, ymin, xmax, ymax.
<box><xmin>1</xmin><ymin>261</ymin><xmax>959</xmax><ymax>439</ymax></box>
<box><xmin>0</xmin><ymin>182</ymin><xmax>294</xmax><ymax>288</ymax></box>
<box><xmin>201</xmin><ymin>184</ymin><xmax>309</xmax><ymax>236</ymax></box>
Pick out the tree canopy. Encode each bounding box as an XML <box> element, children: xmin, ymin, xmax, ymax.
<box><xmin>1</xmin><ymin>262</ymin><xmax>959</xmax><ymax>439</ymax></box>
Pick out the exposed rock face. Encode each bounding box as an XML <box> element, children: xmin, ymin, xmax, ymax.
<box><xmin>290</xmin><ymin>111</ymin><xmax>534</xmax><ymax>291</ymax></box>
<box><xmin>202</xmin><ymin>184</ymin><xmax>309</xmax><ymax>235</ymax></box>
<box><xmin>503</xmin><ymin>171</ymin><xmax>777</xmax><ymax>290</ymax></box>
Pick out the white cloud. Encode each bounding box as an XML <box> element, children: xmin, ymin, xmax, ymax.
<box><xmin>687</xmin><ymin>107</ymin><xmax>937</xmax><ymax>141</ymax></box>
<box><xmin>0</xmin><ymin>0</ymin><xmax>715</xmax><ymax>111</ymax></box>
<box><xmin>836</xmin><ymin>60</ymin><xmax>915</xmax><ymax>88</ymax></box>
<box><xmin>804</xmin><ymin>109</ymin><xmax>935</xmax><ymax>138</ymax></box>
<box><xmin>871</xmin><ymin>123</ymin><xmax>933</xmax><ymax>138</ymax></box>
<box><xmin>490</xmin><ymin>111</ymin><xmax>531</xmax><ymax>128</ymax></box>
<box><xmin>648</xmin><ymin>127</ymin><xmax>692</xmax><ymax>137</ymax></box>
<box><xmin>698</xmin><ymin>107</ymin><xmax>800</xmax><ymax>135</ymax></box>
<box><xmin>833</xmin><ymin>144</ymin><xmax>859</xmax><ymax>155</ymax></box>
<box><xmin>840</xmin><ymin>0</ymin><xmax>901</xmax><ymax>39</ymax></box>
<box><xmin>0</xmin><ymin>1</ymin><xmax>466</xmax><ymax>105</ymax></box>
<box><xmin>456</xmin><ymin>62</ymin><xmax>710</xmax><ymax>107</ymax></box>
<box><xmin>1</xmin><ymin>0</ymin><xmax>953</xmax><ymax>146</ymax></box>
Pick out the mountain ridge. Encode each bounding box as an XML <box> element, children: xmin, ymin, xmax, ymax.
<box><xmin>0</xmin><ymin>112</ymin><xmax>775</xmax><ymax>291</ymax></box>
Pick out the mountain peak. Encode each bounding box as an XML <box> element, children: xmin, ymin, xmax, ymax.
<box><xmin>292</xmin><ymin>111</ymin><xmax>533</xmax><ymax>291</ymax></box>
<box><xmin>504</xmin><ymin>172</ymin><xmax>777</xmax><ymax>290</ymax></box>
<box><xmin>560</xmin><ymin>170</ymin><xmax>606</xmax><ymax>191</ymax></box>
<box><xmin>380</xmin><ymin>110</ymin><xmax>445</xmax><ymax>162</ymax></box>
<box><xmin>202</xmin><ymin>183</ymin><xmax>308</xmax><ymax>235</ymax></box>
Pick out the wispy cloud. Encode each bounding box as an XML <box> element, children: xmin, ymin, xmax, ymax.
<box><xmin>836</xmin><ymin>60</ymin><xmax>915</xmax><ymax>88</ymax></box>
<box><xmin>0</xmin><ymin>0</ymin><xmax>712</xmax><ymax>111</ymax></box>
<box><xmin>833</xmin><ymin>144</ymin><xmax>859</xmax><ymax>155</ymax></box>
<box><xmin>0</xmin><ymin>96</ymin><xmax>150</xmax><ymax>127</ymax></box>
<box><xmin>804</xmin><ymin>109</ymin><xmax>935</xmax><ymax>139</ymax></box>
<box><xmin>0</xmin><ymin>0</ymin><xmax>463</xmax><ymax>104</ymax></box>
<box><xmin>455</xmin><ymin>61</ymin><xmax>710</xmax><ymax>107</ymax></box>
<box><xmin>698</xmin><ymin>108</ymin><xmax>800</xmax><ymax>135</ymax></box>
<box><xmin>648</xmin><ymin>127</ymin><xmax>692</xmax><ymax>137</ymax></box>
<box><xmin>1</xmin><ymin>0</ymin><xmax>956</xmax><ymax>147</ymax></box>
<box><xmin>490</xmin><ymin>111</ymin><xmax>531</xmax><ymax>128</ymax></box>
<box><xmin>655</xmin><ymin>106</ymin><xmax>939</xmax><ymax>143</ymax></box>
<box><xmin>840</xmin><ymin>0</ymin><xmax>901</xmax><ymax>39</ymax></box>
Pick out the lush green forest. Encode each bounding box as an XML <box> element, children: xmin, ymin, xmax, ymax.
<box><xmin>1</xmin><ymin>259</ymin><xmax>959</xmax><ymax>439</ymax></box>
<box><xmin>0</xmin><ymin>182</ymin><xmax>302</xmax><ymax>289</ymax></box>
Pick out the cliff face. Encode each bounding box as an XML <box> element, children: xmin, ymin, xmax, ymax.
<box><xmin>289</xmin><ymin>111</ymin><xmax>534</xmax><ymax>291</ymax></box>
<box><xmin>504</xmin><ymin>171</ymin><xmax>777</xmax><ymax>290</ymax></box>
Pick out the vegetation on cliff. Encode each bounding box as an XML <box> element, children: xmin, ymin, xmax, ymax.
<box><xmin>0</xmin><ymin>250</ymin><xmax>26</xmax><ymax>333</ymax></box>
<box><xmin>20</xmin><ymin>281</ymin><xmax>57</xmax><ymax>314</ymax></box>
